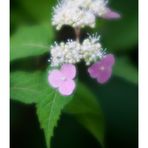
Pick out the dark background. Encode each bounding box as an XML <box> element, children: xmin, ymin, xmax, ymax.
<box><xmin>10</xmin><ymin>0</ymin><xmax>138</xmax><ymax>148</ymax></box>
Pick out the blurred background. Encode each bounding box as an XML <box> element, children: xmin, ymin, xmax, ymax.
<box><xmin>10</xmin><ymin>0</ymin><xmax>138</xmax><ymax>148</ymax></box>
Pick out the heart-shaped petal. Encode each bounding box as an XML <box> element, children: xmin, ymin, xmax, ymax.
<box><xmin>48</xmin><ymin>70</ymin><xmax>64</xmax><ymax>88</ymax></box>
<box><xmin>58</xmin><ymin>79</ymin><xmax>76</xmax><ymax>96</ymax></box>
<box><xmin>102</xmin><ymin>54</ymin><xmax>115</xmax><ymax>67</ymax></box>
<box><xmin>88</xmin><ymin>62</ymin><xmax>100</xmax><ymax>78</ymax></box>
<box><xmin>97</xmin><ymin>67</ymin><xmax>112</xmax><ymax>84</ymax></box>
<box><xmin>61</xmin><ymin>64</ymin><xmax>76</xmax><ymax>79</ymax></box>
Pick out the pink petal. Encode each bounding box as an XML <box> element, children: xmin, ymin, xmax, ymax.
<box><xmin>102</xmin><ymin>8</ymin><xmax>121</xmax><ymax>20</ymax></box>
<box><xmin>88</xmin><ymin>54</ymin><xmax>115</xmax><ymax>84</ymax></box>
<box><xmin>48</xmin><ymin>70</ymin><xmax>63</xmax><ymax>88</ymax></box>
<box><xmin>58</xmin><ymin>79</ymin><xmax>75</xmax><ymax>96</ymax></box>
<box><xmin>88</xmin><ymin>62</ymin><xmax>100</xmax><ymax>78</ymax></box>
<box><xmin>102</xmin><ymin>54</ymin><xmax>115</xmax><ymax>67</ymax></box>
<box><xmin>61</xmin><ymin>64</ymin><xmax>76</xmax><ymax>79</ymax></box>
<box><xmin>97</xmin><ymin>68</ymin><xmax>112</xmax><ymax>84</ymax></box>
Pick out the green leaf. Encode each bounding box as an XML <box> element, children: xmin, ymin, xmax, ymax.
<box><xmin>10</xmin><ymin>24</ymin><xmax>54</xmax><ymax>61</ymax></box>
<box><xmin>11</xmin><ymin>71</ymin><xmax>73</xmax><ymax>148</ymax></box>
<box><xmin>65</xmin><ymin>82</ymin><xmax>105</xmax><ymax>147</ymax></box>
<box><xmin>113</xmin><ymin>57</ymin><xmax>138</xmax><ymax>84</ymax></box>
<box><xmin>82</xmin><ymin>76</ymin><xmax>138</xmax><ymax>147</ymax></box>
<box><xmin>11</xmin><ymin>0</ymin><xmax>56</xmax><ymax>31</ymax></box>
<box><xmin>10</xmin><ymin>0</ymin><xmax>45</xmax><ymax>34</ymax></box>
<box><xmin>10</xmin><ymin>71</ymin><xmax>50</xmax><ymax>104</ymax></box>
<box><xmin>36</xmin><ymin>92</ymin><xmax>73</xmax><ymax>148</ymax></box>
<box><xmin>15</xmin><ymin>0</ymin><xmax>56</xmax><ymax>21</ymax></box>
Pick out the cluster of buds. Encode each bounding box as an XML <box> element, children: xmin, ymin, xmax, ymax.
<box><xmin>50</xmin><ymin>34</ymin><xmax>105</xmax><ymax>67</ymax></box>
<box><xmin>52</xmin><ymin>0</ymin><xmax>120</xmax><ymax>30</ymax></box>
<box><xmin>48</xmin><ymin>0</ymin><xmax>120</xmax><ymax>96</ymax></box>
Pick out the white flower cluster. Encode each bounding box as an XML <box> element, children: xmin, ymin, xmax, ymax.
<box><xmin>50</xmin><ymin>35</ymin><xmax>106</xmax><ymax>67</ymax></box>
<box><xmin>50</xmin><ymin>40</ymin><xmax>81</xmax><ymax>67</ymax></box>
<box><xmin>52</xmin><ymin>0</ymin><xmax>109</xmax><ymax>30</ymax></box>
<box><xmin>81</xmin><ymin>34</ymin><xmax>106</xmax><ymax>65</ymax></box>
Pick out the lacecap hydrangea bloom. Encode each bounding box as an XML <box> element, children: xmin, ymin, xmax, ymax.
<box><xmin>52</xmin><ymin>0</ymin><xmax>120</xmax><ymax>30</ymax></box>
<box><xmin>48</xmin><ymin>0</ymin><xmax>120</xmax><ymax>96</ymax></box>
<box><xmin>50</xmin><ymin>34</ymin><xmax>105</xmax><ymax>67</ymax></box>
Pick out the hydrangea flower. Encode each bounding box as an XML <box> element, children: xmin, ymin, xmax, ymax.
<box><xmin>52</xmin><ymin>0</ymin><xmax>120</xmax><ymax>30</ymax></box>
<box><xmin>50</xmin><ymin>34</ymin><xmax>105</xmax><ymax>67</ymax></box>
<box><xmin>49</xmin><ymin>0</ymin><xmax>119</xmax><ymax>95</ymax></box>
<box><xmin>48</xmin><ymin>64</ymin><xmax>76</xmax><ymax>96</ymax></box>
<box><xmin>52</xmin><ymin>0</ymin><xmax>96</xmax><ymax>30</ymax></box>
<box><xmin>88</xmin><ymin>54</ymin><xmax>115</xmax><ymax>84</ymax></box>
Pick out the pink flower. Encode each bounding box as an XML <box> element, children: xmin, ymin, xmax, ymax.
<box><xmin>102</xmin><ymin>8</ymin><xmax>121</xmax><ymax>20</ymax></box>
<box><xmin>88</xmin><ymin>54</ymin><xmax>115</xmax><ymax>84</ymax></box>
<box><xmin>48</xmin><ymin>64</ymin><xmax>76</xmax><ymax>96</ymax></box>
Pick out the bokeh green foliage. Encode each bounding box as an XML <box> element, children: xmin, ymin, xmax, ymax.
<box><xmin>10</xmin><ymin>0</ymin><xmax>138</xmax><ymax>148</ymax></box>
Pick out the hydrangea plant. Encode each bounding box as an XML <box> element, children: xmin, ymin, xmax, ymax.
<box><xmin>10</xmin><ymin>0</ymin><xmax>121</xmax><ymax>148</ymax></box>
<box><xmin>48</xmin><ymin>0</ymin><xmax>120</xmax><ymax>96</ymax></box>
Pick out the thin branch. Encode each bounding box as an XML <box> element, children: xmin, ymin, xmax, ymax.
<box><xmin>74</xmin><ymin>27</ymin><xmax>81</xmax><ymax>42</ymax></box>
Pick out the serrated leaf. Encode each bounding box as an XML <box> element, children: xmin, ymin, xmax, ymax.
<box><xmin>10</xmin><ymin>71</ymin><xmax>74</xmax><ymax>148</ymax></box>
<box><xmin>65</xmin><ymin>82</ymin><xmax>105</xmax><ymax>147</ymax></box>
<box><xmin>113</xmin><ymin>57</ymin><xmax>138</xmax><ymax>84</ymax></box>
<box><xmin>10</xmin><ymin>24</ymin><xmax>54</xmax><ymax>61</ymax></box>
<box><xmin>36</xmin><ymin>92</ymin><xmax>73</xmax><ymax>148</ymax></box>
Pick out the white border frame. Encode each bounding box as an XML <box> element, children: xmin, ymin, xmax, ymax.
<box><xmin>0</xmin><ymin>0</ymin><xmax>10</xmax><ymax>147</ymax></box>
<box><xmin>1</xmin><ymin>0</ymin><xmax>148</xmax><ymax>148</ymax></box>
<box><xmin>139</xmin><ymin>0</ymin><xmax>148</xmax><ymax>148</ymax></box>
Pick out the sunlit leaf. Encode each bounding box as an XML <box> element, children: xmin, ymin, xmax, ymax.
<box><xmin>10</xmin><ymin>24</ymin><xmax>54</xmax><ymax>61</ymax></box>
<box><xmin>10</xmin><ymin>71</ymin><xmax>50</xmax><ymax>104</ymax></box>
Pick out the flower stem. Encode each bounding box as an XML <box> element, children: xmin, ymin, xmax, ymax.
<box><xmin>75</xmin><ymin>27</ymin><xmax>81</xmax><ymax>42</ymax></box>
